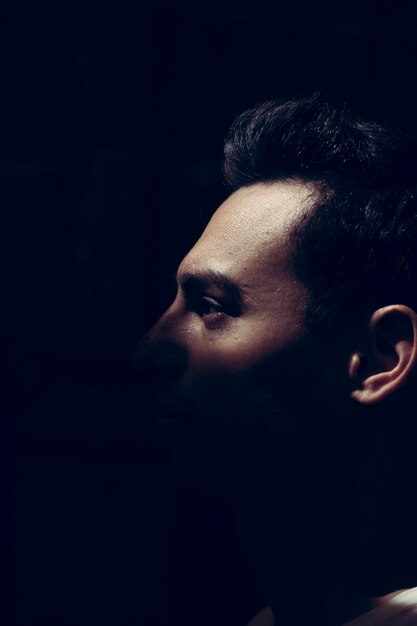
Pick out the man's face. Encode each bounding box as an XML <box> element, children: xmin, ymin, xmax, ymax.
<box><xmin>139</xmin><ymin>181</ymin><xmax>325</xmax><ymax>492</ymax></box>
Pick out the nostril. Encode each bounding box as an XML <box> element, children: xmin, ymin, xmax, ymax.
<box><xmin>133</xmin><ymin>341</ymin><xmax>187</xmax><ymax>388</ymax></box>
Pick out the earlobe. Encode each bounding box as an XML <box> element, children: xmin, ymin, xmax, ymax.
<box><xmin>350</xmin><ymin>305</ymin><xmax>417</xmax><ymax>405</ymax></box>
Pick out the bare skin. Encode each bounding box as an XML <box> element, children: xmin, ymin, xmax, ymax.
<box><xmin>146</xmin><ymin>180</ymin><xmax>312</xmax><ymax>383</ymax></box>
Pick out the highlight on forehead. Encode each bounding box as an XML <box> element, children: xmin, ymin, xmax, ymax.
<box><xmin>176</xmin><ymin>180</ymin><xmax>320</xmax><ymax>308</ymax></box>
<box><xmin>214</xmin><ymin>180</ymin><xmax>320</xmax><ymax>237</ymax></box>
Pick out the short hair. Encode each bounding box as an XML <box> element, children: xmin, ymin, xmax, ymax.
<box><xmin>223</xmin><ymin>94</ymin><xmax>417</xmax><ymax>334</ymax></box>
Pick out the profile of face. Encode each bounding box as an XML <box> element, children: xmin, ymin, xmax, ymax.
<box><xmin>136</xmin><ymin>100</ymin><xmax>417</xmax><ymax>621</ymax></box>
<box><xmin>137</xmin><ymin>180</ymin><xmax>344</xmax><ymax>502</ymax></box>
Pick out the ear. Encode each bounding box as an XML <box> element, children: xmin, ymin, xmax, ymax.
<box><xmin>349</xmin><ymin>305</ymin><xmax>417</xmax><ymax>405</ymax></box>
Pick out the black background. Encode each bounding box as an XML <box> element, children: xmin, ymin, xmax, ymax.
<box><xmin>3</xmin><ymin>1</ymin><xmax>417</xmax><ymax>624</ymax></box>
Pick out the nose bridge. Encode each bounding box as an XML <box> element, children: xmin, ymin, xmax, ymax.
<box><xmin>134</xmin><ymin>300</ymin><xmax>188</xmax><ymax>387</ymax></box>
<box><xmin>147</xmin><ymin>299</ymin><xmax>183</xmax><ymax>345</ymax></box>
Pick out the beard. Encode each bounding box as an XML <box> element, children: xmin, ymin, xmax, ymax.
<box><xmin>145</xmin><ymin>335</ymin><xmax>362</xmax><ymax>624</ymax></box>
<box><xmin>150</xmin><ymin>332</ymin><xmax>346</xmax><ymax>538</ymax></box>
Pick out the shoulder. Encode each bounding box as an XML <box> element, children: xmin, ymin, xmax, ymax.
<box><xmin>247</xmin><ymin>605</ymin><xmax>275</xmax><ymax>626</ymax></box>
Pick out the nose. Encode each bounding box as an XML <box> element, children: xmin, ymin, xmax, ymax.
<box><xmin>134</xmin><ymin>339</ymin><xmax>187</xmax><ymax>389</ymax></box>
<box><xmin>133</xmin><ymin>318</ymin><xmax>188</xmax><ymax>391</ymax></box>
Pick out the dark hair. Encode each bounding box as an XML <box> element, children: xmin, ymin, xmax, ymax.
<box><xmin>223</xmin><ymin>94</ymin><xmax>417</xmax><ymax>334</ymax></box>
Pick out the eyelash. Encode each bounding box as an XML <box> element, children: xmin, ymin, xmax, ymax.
<box><xmin>189</xmin><ymin>295</ymin><xmax>227</xmax><ymax>322</ymax></box>
<box><xmin>200</xmin><ymin>296</ymin><xmax>225</xmax><ymax>317</ymax></box>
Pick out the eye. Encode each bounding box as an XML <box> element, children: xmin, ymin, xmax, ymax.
<box><xmin>199</xmin><ymin>296</ymin><xmax>225</xmax><ymax>318</ymax></box>
<box><xmin>188</xmin><ymin>294</ymin><xmax>227</xmax><ymax>323</ymax></box>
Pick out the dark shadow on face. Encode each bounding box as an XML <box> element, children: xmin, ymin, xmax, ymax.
<box><xmin>133</xmin><ymin>183</ymin><xmax>352</xmax><ymax>609</ymax></box>
<box><xmin>134</xmin><ymin>182</ymin><xmax>319</xmax><ymax>489</ymax></box>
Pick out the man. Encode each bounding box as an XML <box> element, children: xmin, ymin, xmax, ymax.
<box><xmin>136</xmin><ymin>95</ymin><xmax>417</xmax><ymax>625</ymax></box>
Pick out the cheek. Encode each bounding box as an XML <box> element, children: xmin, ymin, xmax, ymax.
<box><xmin>189</xmin><ymin>338</ymin><xmax>258</xmax><ymax>373</ymax></box>
<box><xmin>180</xmin><ymin>327</ymin><xmax>320</xmax><ymax>443</ymax></box>
<box><xmin>181</xmin><ymin>339</ymin><xmax>289</xmax><ymax>424</ymax></box>
<box><xmin>185</xmin><ymin>316</ymin><xmax>305</xmax><ymax>377</ymax></box>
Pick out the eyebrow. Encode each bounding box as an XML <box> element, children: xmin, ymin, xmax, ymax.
<box><xmin>176</xmin><ymin>269</ymin><xmax>244</xmax><ymax>307</ymax></box>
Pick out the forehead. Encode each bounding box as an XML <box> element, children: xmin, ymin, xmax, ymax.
<box><xmin>180</xmin><ymin>180</ymin><xmax>315</xmax><ymax>278</ymax></box>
